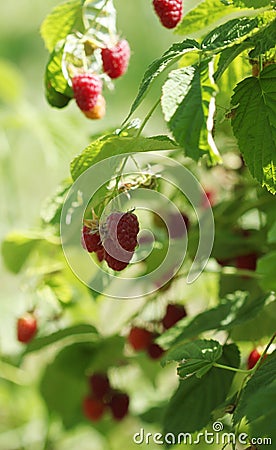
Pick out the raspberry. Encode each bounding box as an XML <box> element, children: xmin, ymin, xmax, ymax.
<box><xmin>127</xmin><ymin>327</ymin><xmax>153</xmax><ymax>351</ymax></box>
<box><xmin>89</xmin><ymin>373</ymin><xmax>111</xmax><ymax>399</ymax></box>
<box><xmin>162</xmin><ymin>304</ymin><xmax>187</xmax><ymax>330</ymax></box>
<box><xmin>102</xmin><ymin>212</ymin><xmax>139</xmax><ymax>271</ymax></box>
<box><xmin>101</xmin><ymin>39</ymin><xmax>130</xmax><ymax>79</ymax></box>
<box><xmin>147</xmin><ymin>343</ymin><xmax>165</xmax><ymax>360</ymax></box>
<box><xmin>247</xmin><ymin>349</ymin><xmax>261</xmax><ymax>369</ymax></box>
<box><xmin>72</xmin><ymin>73</ymin><xmax>102</xmax><ymax>112</ymax></box>
<box><xmin>235</xmin><ymin>253</ymin><xmax>258</xmax><ymax>271</ymax></box>
<box><xmin>83</xmin><ymin>94</ymin><xmax>106</xmax><ymax>120</ymax></box>
<box><xmin>81</xmin><ymin>226</ymin><xmax>102</xmax><ymax>253</ymax></box>
<box><xmin>153</xmin><ymin>0</ymin><xmax>183</xmax><ymax>29</ymax></box>
<box><xmin>109</xmin><ymin>392</ymin><xmax>129</xmax><ymax>421</ymax></box>
<box><xmin>96</xmin><ymin>247</ymin><xmax>105</xmax><ymax>262</ymax></box>
<box><xmin>17</xmin><ymin>313</ymin><xmax>37</xmax><ymax>343</ymax></box>
<box><xmin>82</xmin><ymin>395</ymin><xmax>105</xmax><ymax>421</ymax></box>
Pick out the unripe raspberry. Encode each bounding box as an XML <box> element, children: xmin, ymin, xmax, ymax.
<box><xmin>72</xmin><ymin>73</ymin><xmax>102</xmax><ymax>112</ymax></box>
<box><xmin>82</xmin><ymin>395</ymin><xmax>105</xmax><ymax>421</ymax></box>
<box><xmin>101</xmin><ymin>39</ymin><xmax>130</xmax><ymax>79</ymax></box>
<box><xmin>83</xmin><ymin>94</ymin><xmax>106</xmax><ymax>120</ymax></box>
<box><xmin>128</xmin><ymin>327</ymin><xmax>153</xmax><ymax>351</ymax></box>
<box><xmin>109</xmin><ymin>392</ymin><xmax>129</xmax><ymax>421</ymax></box>
<box><xmin>81</xmin><ymin>226</ymin><xmax>102</xmax><ymax>253</ymax></box>
<box><xmin>153</xmin><ymin>0</ymin><xmax>183</xmax><ymax>29</ymax></box>
<box><xmin>17</xmin><ymin>313</ymin><xmax>37</xmax><ymax>343</ymax></box>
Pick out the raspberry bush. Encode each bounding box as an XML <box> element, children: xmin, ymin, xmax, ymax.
<box><xmin>1</xmin><ymin>0</ymin><xmax>276</xmax><ymax>449</ymax></box>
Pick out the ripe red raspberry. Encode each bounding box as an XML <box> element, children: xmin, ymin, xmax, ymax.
<box><xmin>102</xmin><ymin>212</ymin><xmax>139</xmax><ymax>271</ymax></box>
<box><xmin>101</xmin><ymin>39</ymin><xmax>130</xmax><ymax>79</ymax></box>
<box><xmin>89</xmin><ymin>373</ymin><xmax>111</xmax><ymax>399</ymax></box>
<box><xmin>96</xmin><ymin>247</ymin><xmax>105</xmax><ymax>262</ymax></box>
<box><xmin>147</xmin><ymin>343</ymin><xmax>165</xmax><ymax>360</ymax></box>
<box><xmin>81</xmin><ymin>226</ymin><xmax>102</xmax><ymax>253</ymax></box>
<box><xmin>72</xmin><ymin>73</ymin><xmax>102</xmax><ymax>112</ymax></box>
<box><xmin>82</xmin><ymin>395</ymin><xmax>105</xmax><ymax>421</ymax></box>
<box><xmin>153</xmin><ymin>0</ymin><xmax>183</xmax><ymax>29</ymax></box>
<box><xmin>235</xmin><ymin>253</ymin><xmax>258</xmax><ymax>271</ymax></box>
<box><xmin>162</xmin><ymin>304</ymin><xmax>187</xmax><ymax>329</ymax></box>
<box><xmin>128</xmin><ymin>327</ymin><xmax>153</xmax><ymax>351</ymax></box>
<box><xmin>109</xmin><ymin>392</ymin><xmax>129</xmax><ymax>421</ymax></box>
<box><xmin>17</xmin><ymin>313</ymin><xmax>37</xmax><ymax>343</ymax></box>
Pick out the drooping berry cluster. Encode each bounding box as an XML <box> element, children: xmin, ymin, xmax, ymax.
<box><xmin>82</xmin><ymin>372</ymin><xmax>129</xmax><ymax>422</ymax></box>
<box><xmin>81</xmin><ymin>211</ymin><xmax>140</xmax><ymax>272</ymax></box>
<box><xmin>72</xmin><ymin>39</ymin><xmax>130</xmax><ymax>119</ymax></box>
<box><xmin>127</xmin><ymin>303</ymin><xmax>187</xmax><ymax>360</ymax></box>
<box><xmin>152</xmin><ymin>0</ymin><xmax>183</xmax><ymax>29</ymax></box>
<box><xmin>17</xmin><ymin>312</ymin><xmax>37</xmax><ymax>344</ymax></box>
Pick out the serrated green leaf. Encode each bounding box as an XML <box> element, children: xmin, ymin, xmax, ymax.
<box><xmin>249</xmin><ymin>19</ymin><xmax>276</xmax><ymax>58</ymax></box>
<box><xmin>175</xmin><ymin>0</ymin><xmax>243</xmax><ymax>36</ymax></box>
<box><xmin>24</xmin><ymin>324</ymin><xmax>98</xmax><ymax>355</ymax></box>
<box><xmin>41</xmin><ymin>0</ymin><xmax>84</xmax><ymax>53</ymax></box>
<box><xmin>124</xmin><ymin>39</ymin><xmax>199</xmax><ymax>122</ymax></box>
<box><xmin>162</xmin><ymin>339</ymin><xmax>222</xmax><ymax>380</ymax></box>
<box><xmin>257</xmin><ymin>251</ymin><xmax>276</xmax><ymax>291</ymax></box>
<box><xmin>214</xmin><ymin>42</ymin><xmax>252</xmax><ymax>81</ymax></box>
<box><xmin>161</xmin><ymin>62</ymin><xmax>221</xmax><ymax>163</ymax></box>
<box><xmin>45</xmin><ymin>80</ymin><xmax>71</xmax><ymax>109</ymax></box>
<box><xmin>234</xmin><ymin>350</ymin><xmax>276</xmax><ymax>425</ymax></box>
<box><xmin>231</xmin><ymin>64</ymin><xmax>276</xmax><ymax>194</ymax></box>
<box><xmin>163</xmin><ymin>343</ymin><xmax>240</xmax><ymax>435</ymax></box>
<box><xmin>40</xmin><ymin>179</ymin><xmax>72</xmax><ymax>225</ymax></box>
<box><xmin>70</xmin><ymin>134</ymin><xmax>179</xmax><ymax>180</ymax></box>
<box><xmin>1</xmin><ymin>232</ymin><xmax>42</xmax><ymax>274</ymax></box>
<box><xmin>46</xmin><ymin>43</ymin><xmax>73</xmax><ymax>97</ymax></box>
<box><xmin>201</xmin><ymin>17</ymin><xmax>258</xmax><ymax>51</ymax></box>
<box><xmin>157</xmin><ymin>291</ymin><xmax>274</xmax><ymax>348</ymax></box>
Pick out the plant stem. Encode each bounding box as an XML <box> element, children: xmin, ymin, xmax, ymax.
<box><xmin>137</xmin><ymin>98</ymin><xmax>161</xmax><ymax>137</ymax></box>
<box><xmin>213</xmin><ymin>363</ymin><xmax>250</xmax><ymax>374</ymax></box>
<box><xmin>251</xmin><ymin>331</ymin><xmax>276</xmax><ymax>374</ymax></box>
<box><xmin>0</xmin><ymin>361</ymin><xmax>29</xmax><ymax>385</ymax></box>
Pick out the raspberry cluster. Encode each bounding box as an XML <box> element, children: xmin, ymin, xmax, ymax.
<box><xmin>81</xmin><ymin>211</ymin><xmax>139</xmax><ymax>271</ymax></box>
<box><xmin>82</xmin><ymin>372</ymin><xmax>129</xmax><ymax>422</ymax></box>
<box><xmin>152</xmin><ymin>0</ymin><xmax>183</xmax><ymax>29</ymax></box>
<box><xmin>127</xmin><ymin>303</ymin><xmax>187</xmax><ymax>360</ymax></box>
<box><xmin>17</xmin><ymin>312</ymin><xmax>37</xmax><ymax>344</ymax></box>
<box><xmin>72</xmin><ymin>39</ymin><xmax>130</xmax><ymax>119</ymax></box>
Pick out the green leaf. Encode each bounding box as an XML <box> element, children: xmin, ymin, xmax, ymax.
<box><xmin>24</xmin><ymin>324</ymin><xmax>98</xmax><ymax>354</ymax></box>
<box><xmin>45</xmin><ymin>80</ymin><xmax>71</xmax><ymax>109</ymax></box>
<box><xmin>267</xmin><ymin>222</ymin><xmax>276</xmax><ymax>243</ymax></box>
<box><xmin>214</xmin><ymin>42</ymin><xmax>252</xmax><ymax>82</ymax></box>
<box><xmin>157</xmin><ymin>291</ymin><xmax>274</xmax><ymax>348</ymax></box>
<box><xmin>45</xmin><ymin>43</ymin><xmax>73</xmax><ymax>97</ymax></box>
<box><xmin>175</xmin><ymin>0</ymin><xmax>243</xmax><ymax>36</ymax></box>
<box><xmin>124</xmin><ymin>39</ymin><xmax>199</xmax><ymax>121</ymax></box>
<box><xmin>161</xmin><ymin>62</ymin><xmax>221</xmax><ymax>163</ymax></box>
<box><xmin>257</xmin><ymin>251</ymin><xmax>276</xmax><ymax>291</ymax></box>
<box><xmin>163</xmin><ymin>343</ymin><xmax>240</xmax><ymax>436</ymax></box>
<box><xmin>248</xmin><ymin>19</ymin><xmax>276</xmax><ymax>58</ymax></box>
<box><xmin>41</xmin><ymin>0</ymin><xmax>84</xmax><ymax>53</ymax></box>
<box><xmin>1</xmin><ymin>232</ymin><xmax>42</xmax><ymax>274</ymax></box>
<box><xmin>231</xmin><ymin>64</ymin><xmax>276</xmax><ymax>194</ymax></box>
<box><xmin>70</xmin><ymin>134</ymin><xmax>179</xmax><ymax>180</ymax></box>
<box><xmin>234</xmin><ymin>350</ymin><xmax>276</xmax><ymax>425</ymax></box>
<box><xmin>40</xmin><ymin>179</ymin><xmax>72</xmax><ymax>225</ymax></box>
<box><xmin>201</xmin><ymin>17</ymin><xmax>258</xmax><ymax>51</ymax></box>
<box><xmin>233</xmin><ymin>0</ymin><xmax>272</xmax><ymax>7</ymax></box>
<box><xmin>162</xmin><ymin>339</ymin><xmax>223</xmax><ymax>379</ymax></box>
